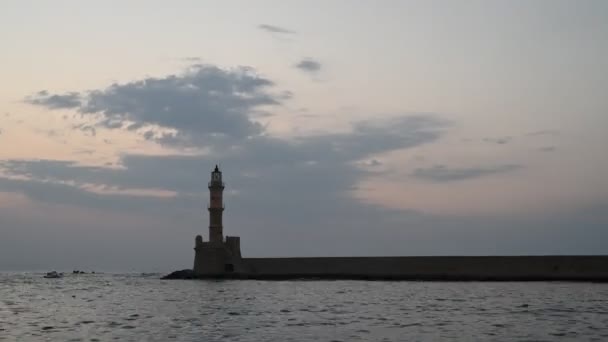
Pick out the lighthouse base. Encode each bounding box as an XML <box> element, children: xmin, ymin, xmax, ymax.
<box><xmin>193</xmin><ymin>235</ymin><xmax>244</xmax><ymax>276</ymax></box>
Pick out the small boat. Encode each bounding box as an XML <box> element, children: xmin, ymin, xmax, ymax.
<box><xmin>44</xmin><ymin>271</ymin><xmax>64</xmax><ymax>279</ymax></box>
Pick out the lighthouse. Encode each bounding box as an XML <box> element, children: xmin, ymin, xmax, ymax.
<box><xmin>193</xmin><ymin>165</ymin><xmax>243</xmax><ymax>276</ymax></box>
<box><xmin>208</xmin><ymin>165</ymin><xmax>224</xmax><ymax>243</ymax></box>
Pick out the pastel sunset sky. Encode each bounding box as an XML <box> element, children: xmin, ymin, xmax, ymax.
<box><xmin>1</xmin><ymin>0</ymin><xmax>607</xmax><ymax>271</ymax></box>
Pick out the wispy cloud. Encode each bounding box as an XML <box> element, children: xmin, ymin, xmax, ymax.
<box><xmin>25</xmin><ymin>90</ymin><xmax>82</xmax><ymax>109</ymax></box>
<box><xmin>483</xmin><ymin>136</ymin><xmax>512</xmax><ymax>145</ymax></box>
<box><xmin>412</xmin><ymin>164</ymin><xmax>521</xmax><ymax>182</ymax></box>
<box><xmin>294</xmin><ymin>58</ymin><xmax>322</xmax><ymax>73</ymax></box>
<box><xmin>525</xmin><ymin>130</ymin><xmax>560</xmax><ymax>137</ymax></box>
<box><xmin>539</xmin><ymin>146</ymin><xmax>556</xmax><ymax>152</ymax></box>
<box><xmin>258</xmin><ymin>24</ymin><xmax>295</xmax><ymax>34</ymax></box>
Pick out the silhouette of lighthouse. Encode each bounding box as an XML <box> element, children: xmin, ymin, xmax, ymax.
<box><xmin>208</xmin><ymin>165</ymin><xmax>224</xmax><ymax>243</ymax></box>
<box><xmin>193</xmin><ymin>165</ymin><xmax>242</xmax><ymax>276</ymax></box>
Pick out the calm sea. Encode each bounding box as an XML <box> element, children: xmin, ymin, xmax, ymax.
<box><xmin>1</xmin><ymin>273</ymin><xmax>607</xmax><ymax>341</ymax></box>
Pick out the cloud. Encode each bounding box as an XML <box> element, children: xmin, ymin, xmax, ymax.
<box><xmin>525</xmin><ymin>130</ymin><xmax>559</xmax><ymax>137</ymax></box>
<box><xmin>19</xmin><ymin>61</ymin><xmax>447</xmax><ymax>219</ymax></box>
<box><xmin>363</xmin><ymin>159</ymin><xmax>382</xmax><ymax>167</ymax></box>
<box><xmin>539</xmin><ymin>146</ymin><xmax>556</xmax><ymax>152</ymax></box>
<box><xmin>74</xmin><ymin>124</ymin><xmax>96</xmax><ymax>137</ymax></box>
<box><xmin>294</xmin><ymin>58</ymin><xmax>322</xmax><ymax>73</ymax></box>
<box><xmin>182</xmin><ymin>57</ymin><xmax>202</xmax><ymax>62</ymax></box>
<box><xmin>258</xmin><ymin>24</ymin><xmax>295</xmax><ymax>34</ymax></box>
<box><xmin>411</xmin><ymin>164</ymin><xmax>521</xmax><ymax>182</ymax></box>
<box><xmin>25</xmin><ymin>90</ymin><xmax>82</xmax><ymax>109</ymax></box>
<box><xmin>483</xmin><ymin>136</ymin><xmax>512</xmax><ymax>145</ymax></box>
<box><xmin>0</xmin><ymin>115</ymin><xmax>445</xmax><ymax>202</ymax></box>
<box><xmin>0</xmin><ymin>175</ymin><xmax>183</xmax><ymax>214</ymax></box>
<box><xmin>25</xmin><ymin>65</ymin><xmax>284</xmax><ymax>145</ymax></box>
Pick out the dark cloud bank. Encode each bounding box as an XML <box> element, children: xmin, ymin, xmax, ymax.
<box><xmin>2</xmin><ymin>64</ymin><xmax>607</xmax><ymax>271</ymax></box>
<box><xmin>25</xmin><ymin>65</ymin><xmax>280</xmax><ymax>143</ymax></box>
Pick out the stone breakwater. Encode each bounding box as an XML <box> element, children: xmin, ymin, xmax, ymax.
<box><xmin>164</xmin><ymin>255</ymin><xmax>608</xmax><ymax>281</ymax></box>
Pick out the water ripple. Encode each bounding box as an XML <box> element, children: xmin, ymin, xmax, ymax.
<box><xmin>0</xmin><ymin>274</ymin><xmax>607</xmax><ymax>341</ymax></box>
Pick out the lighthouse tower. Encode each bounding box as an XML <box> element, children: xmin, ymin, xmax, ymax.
<box><xmin>193</xmin><ymin>165</ymin><xmax>243</xmax><ymax>276</ymax></box>
<box><xmin>208</xmin><ymin>165</ymin><xmax>224</xmax><ymax>243</ymax></box>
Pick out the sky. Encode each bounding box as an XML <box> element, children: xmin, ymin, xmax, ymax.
<box><xmin>1</xmin><ymin>0</ymin><xmax>607</xmax><ymax>272</ymax></box>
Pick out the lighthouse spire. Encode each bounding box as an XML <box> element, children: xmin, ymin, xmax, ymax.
<box><xmin>208</xmin><ymin>165</ymin><xmax>224</xmax><ymax>243</ymax></box>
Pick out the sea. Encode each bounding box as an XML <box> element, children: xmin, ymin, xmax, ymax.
<box><xmin>1</xmin><ymin>273</ymin><xmax>607</xmax><ymax>341</ymax></box>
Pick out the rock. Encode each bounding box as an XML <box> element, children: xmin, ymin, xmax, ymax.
<box><xmin>161</xmin><ymin>269</ymin><xmax>195</xmax><ymax>279</ymax></box>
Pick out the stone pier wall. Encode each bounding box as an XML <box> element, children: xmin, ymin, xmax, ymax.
<box><xmin>239</xmin><ymin>255</ymin><xmax>608</xmax><ymax>280</ymax></box>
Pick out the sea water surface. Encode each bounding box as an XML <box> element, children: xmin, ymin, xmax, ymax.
<box><xmin>1</xmin><ymin>273</ymin><xmax>607</xmax><ymax>341</ymax></box>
